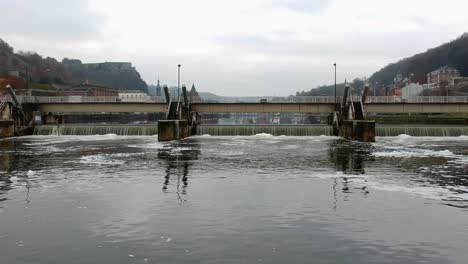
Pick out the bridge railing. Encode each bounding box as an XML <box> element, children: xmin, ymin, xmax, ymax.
<box><xmin>365</xmin><ymin>96</ymin><xmax>468</xmax><ymax>103</ymax></box>
<box><xmin>198</xmin><ymin>96</ymin><xmax>339</xmax><ymax>103</ymax></box>
<box><xmin>14</xmin><ymin>95</ymin><xmax>468</xmax><ymax>104</ymax></box>
<box><xmin>0</xmin><ymin>95</ymin><xmax>12</xmax><ymax>111</ymax></box>
<box><xmin>17</xmin><ymin>96</ymin><xmax>167</xmax><ymax>104</ymax></box>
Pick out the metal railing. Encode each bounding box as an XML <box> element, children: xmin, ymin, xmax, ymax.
<box><xmin>0</xmin><ymin>95</ymin><xmax>11</xmax><ymax>111</ymax></box>
<box><xmin>198</xmin><ymin>96</ymin><xmax>339</xmax><ymax>103</ymax></box>
<box><xmin>14</xmin><ymin>95</ymin><xmax>468</xmax><ymax>104</ymax></box>
<box><xmin>18</xmin><ymin>96</ymin><xmax>167</xmax><ymax>104</ymax></box>
<box><xmin>364</xmin><ymin>96</ymin><xmax>468</xmax><ymax>103</ymax></box>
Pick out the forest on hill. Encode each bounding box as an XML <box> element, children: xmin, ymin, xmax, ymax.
<box><xmin>298</xmin><ymin>33</ymin><xmax>468</xmax><ymax>96</ymax></box>
<box><xmin>0</xmin><ymin>38</ymin><xmax>147</xmax><ymax>92</ymax></box>
<box><xmin>369</xmin><ymin>33</ymin><xmax>468</xmax><ymax>85</ymax></box>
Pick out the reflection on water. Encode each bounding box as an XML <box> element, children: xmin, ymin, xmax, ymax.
<box><xmin>0</xmin><ymin>135</ymin><xmax>468</xmax><ymax>264</ymax></box>
<box><xmin>158</xmin><ymin>141</ymin><xmax>200</xmax><ymax>198</ymax></box>
<box><xmin>328</xmin><ymin>139</ymin><xmax>374</xmax><ymax>174</ymax></box>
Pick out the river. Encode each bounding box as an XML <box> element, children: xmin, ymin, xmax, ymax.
<box><xmin>1</xmin><ymin>134</ymin><xmax>467</xmax><ymax>263</ymax></box>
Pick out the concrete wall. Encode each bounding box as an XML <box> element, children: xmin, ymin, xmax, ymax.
<box><xmin>0</xmin><ymin>121</ymin><xmax>14</xmax><ymax>138</ymax></box>
<box><xmin>1</xmin><ymin>103</ymin><xmax>12</xmax><ymax>120</ymax></box>
<box><xmin>38</xmin><ymin>103</ymin><xmax>168</xmax><ymax>113</ymax></box>
<box><xmin>33</xmin><ymin>102</ymin><xmax>468</xmax><ymax>114</ymax></box>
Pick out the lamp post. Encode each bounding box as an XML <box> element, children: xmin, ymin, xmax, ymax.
<box><xmin>178</xmin><ymin>64</ymin><xmax>181</xmax><ymax>100</ymax></box>
<box><xmin>333</xmin><ymin>63</ymin><xmax>337</xmax><ymax>109</ymax></box>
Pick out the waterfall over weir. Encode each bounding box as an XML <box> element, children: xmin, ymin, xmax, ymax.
<box><xmin>32</xmin><ymin>124</ymin><xmax>468</xmax><ymax>137</ymax></box>
<box><xmin>197</xmin><ymin>125</ymin><xmax>334</xmax><ymax>136</ymax></box>
<box><xmin>376</xmin><ymin>125</ymin><xmax>468</xmax><ymax>137</ymax></box>
<box><xmin>34</xmin><ymin>124</ymin><xmax>159</xmax><ymax>136</ymax></box>
<box><xmin>196</xmin><ymin>125</ymin><xmax>468</xmax><ymax>137</ymax></box>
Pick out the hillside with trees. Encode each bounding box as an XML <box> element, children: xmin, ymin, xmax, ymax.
<box><xmin>369</xmin><ymin>33</ymin><xmax>468</xmax><ymax>85</ymax></box>
<box><xmin>0</xmin><ymin>38</ymin><xmax>147</xmax><ymax>92</ymax></box>
<box><xmin>298</xmin><ymin>33</ymin><xmax>468</xmax><ymax>96</ymax></box>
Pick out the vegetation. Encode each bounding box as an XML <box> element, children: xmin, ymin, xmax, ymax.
<box><xmin>0</xmin><ymin>38</ymin><xmax>148</xmax><ymax>92</ymax></box>
<box><xmin>298</xmin><ymin>33</ymin><xmax>468</xmax><ymax>96</ymax></box>
<box><xmin>369</xmin><ymin>33</ymin><xmax>468</xmax><ymax>85</ymax></box>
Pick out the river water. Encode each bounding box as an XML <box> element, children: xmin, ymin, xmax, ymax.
<box><xmin>0</xmin><ymin>135</ymin><xmax>467</xmax><ymax>264</ymax></box>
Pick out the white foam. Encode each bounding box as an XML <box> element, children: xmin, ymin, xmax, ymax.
<box><xmin>373</xmin><ymin>149</ymin><xmax>457</xmax><ymax>158</ymax></box>
<box><xmin>368</xmin><ymin>181</ymin><xmax>468</xmax><ymax>201</ymax></box>
<box><xmin>27</xmin><ymin>170</ymin><xmax>35</xmax><ymax>176</ymax></box>
<box><xmin>253</xmin><ymin>133</ymin><xmax>274</xmax><ymax>137</ymax></box>
<box><xmin>79</xmin><ymin>155</ymin><xmax>124</xmax><ymax>165</ymax></box>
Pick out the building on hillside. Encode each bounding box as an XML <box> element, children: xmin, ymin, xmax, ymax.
<box><xmin>402</xmin><ymin>83</ymin><xmax>425</xmax><ymax>97</ymax></box>
<box><xmin>450</xmin><ymin>77</ymin><xmax>468</xmax><ymax>87</ymax></box>
<box><xmin>148</xmin><ymin>80</ymin><xmax>162</xmax><ymax>96</ymax></box>
<box><xmin>83</xmin><ymin>62</ymin><xmax>134</xmax><ymax>72</ymax></box>
<box><xmin>427</xmin><ymin>65</ymin><xmax>460</xmax><ymax>84</ymax></box>
<box><xmin>56</xmin><ymin>83</ymin><xmax>118</xmax><ymax>96</ymax></box>
<box><xmin>189</xmin><ymin>83</ymin><xmax>200</xmax><ymax>102</ymax></box>
<box><xmin>424</xmin><ymin>66</ymin><xmax>463</xmax><ymax>95</ymax></box>
<box><xmin>118</xmin><ymin>90</ymin><xmax>149</xmax><ymax>102</ymax></box>
<box><xmin>388</xmin><ymin>86</ymin><xmax>402</xmax><ymax>96</ymax></box>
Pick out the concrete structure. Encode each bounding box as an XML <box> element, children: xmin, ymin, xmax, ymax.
<box><xmin>56</xmin><ymin>84</ymin><xmax>118</xmax><ymax>96</ymax></box>
<box><xmin>341</xmin><ymin>120</ymin><xmax>375</xmax><ymax>142</ymax></box>
<box><xmin>158</xmin><ymin>120</ymin><xmax>191</xmax><ymax>141</ymax></box>
<box><xmin>0</xmin><ymin>96</ymin><xmax>15</xmax><ymax>138</ymax></box>
<box><xmin>83</xmin><ymin>62</ymin><xmax>134</xmax><ymax>71</ymax></box>
<box><xmin>23</xmin><ymin>96</ymin><xmax>468</xmax><ymax>114</ymax></box>
<box><xmin>427</xmin><ymin>65</ymin><xmax>460</xmax><ymax>84</ymax></box>
<box><xmin>148</xmin><ymin>80</ymin><xmax>163</xmax><ymax>96</ymax></box>
<box><xmin>402</xmin><ymin>83</ymin><xmax>425</xmax><ymax>97</ymax></box>
<box><xmin>451</xmin><ymin>77</ymin><xmax>468</xmax><ymax>88</ymax></box>
<box><xmin>118</xmin><ymin>90</ymin><xmax>149</xmax><ymax>102</ymax></box>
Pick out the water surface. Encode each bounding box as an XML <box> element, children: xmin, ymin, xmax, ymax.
<box><xmin>1</xmin><ymin>135</ymin><xmax>468</xmax><ymax>263</ymax></box>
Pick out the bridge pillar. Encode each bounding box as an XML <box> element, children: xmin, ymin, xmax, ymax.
<box><xmin>158</xmin><ymin>120</ymin><xmax>191</xmax><ymax>141</ymax></box>
<box><xmin>340</xmin><ymin>120</ymin><xmax>375</xmax><ymax>142</ymax></box>
<box><xmin>0</xmin><ymin>120</ymin><xmax>14</xmax><ymax>138</ymax></box>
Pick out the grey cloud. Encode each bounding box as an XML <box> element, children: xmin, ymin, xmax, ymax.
<box><xmin>0</xmin><ymin>0</ymin><xmax>103</xmax><ymax>41</ymax></box>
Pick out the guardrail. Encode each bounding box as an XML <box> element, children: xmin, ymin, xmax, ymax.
<box><xmin>18</xmin><ymin>96</ymin><xmax>167</xmax><ymax>104</ymax></box>
<box><xmin>365</xmin><ymin>96</ymin><xmax>468</xmax><ymax>103</ymax></box>
<box><xmin>14</xmin><ymin>96</ymin><xmax>468</xmax><ymax>104</ymax></box>
<box><xmin>0</xmin><ymin>96</ymin><xmax>9</xmax><ymax>111</ymax></box>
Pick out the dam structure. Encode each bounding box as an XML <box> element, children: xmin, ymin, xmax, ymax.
<box><xmin>2</xmin><ymin>93</ymin><xmax>468</xmax><ymax>139</ymax></box>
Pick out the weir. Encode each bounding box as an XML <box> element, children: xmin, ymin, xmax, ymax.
<box><xmin>33</xmin><ymin>124</ymin><xmax>159</xmax><ymax>136</ymax></box>
<box><xmin>197</xmin><ymin>125</ymin><xmax>468</xmax><ymax>137</ymax></box>
<box><xmin>31</xmin><ymin>124</ymin><xmax>468</xmax><ymax>137</ymax></box>
<box><xmin>197</xmin><ymin>125</ymin><xmax>334</xmax><ymax>136</ymax></box>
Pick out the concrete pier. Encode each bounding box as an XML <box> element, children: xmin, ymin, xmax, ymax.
<box><xmin>0</xmin><ymin>120</ymin><xmax>14</xmax><ymax>138</ymax></box>
<box><xmin>341</xmin><ymin>120</ymin><xmax>376</xmax><ymax>142</ymax></box>
<box><xmin>158</xmin><ymin>120</ymin><xmax>191</xmax><ymax>141</ymax></box>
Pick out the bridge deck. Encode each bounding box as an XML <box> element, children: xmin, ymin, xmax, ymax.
<box><xmin>10</xmin><ymin>96</ymin><xmax>468</xmax><ymax>114</ymax></box>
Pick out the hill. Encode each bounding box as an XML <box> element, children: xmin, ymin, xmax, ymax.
<box><xmin>298</xmin><ymin>33</ymin><xmax>468</xmax><ymax>96</ymax></box>
<box><xmin>0</xmin><ymin>38</ymin><xmax>147</xmax><ymax>92</ymax></box>
<box><xmin>369</xmin><ymin>33</ymin><xmax>468</xmax><ymax>85</ymax></box>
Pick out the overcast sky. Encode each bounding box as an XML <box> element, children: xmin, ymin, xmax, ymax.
<box><xmin>1</xmin><ymin>0</ymin><xmax>467</xmax><ymax>95</ymax></box>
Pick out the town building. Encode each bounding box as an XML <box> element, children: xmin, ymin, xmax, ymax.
<box><xmin>56</xmin><ymin>83</ymin><xmax>118</xmax><ymax>96</ymax></box>
<box><xmin>118</xmin><ymin>90</ymin><xmax>149</xmax><ymax>102</ymax></box>
<box><xmin>401</xmin><ymin>83</ymin><xmax>425</xmax><ymax>97</ymax></box>
<box><xmin>148</xmin><ymin>80</ymin><xmax>162</xmax><ymax>96</ymax></box>
<box><xmin>427</xmin><ymin>65</ymin><xmax>460</xmax><ymax>84</ymax></box>
<box><xmin>423</xmin><ymin>65</ymin><xmax>465</xmax><ymax>95</ymax></box>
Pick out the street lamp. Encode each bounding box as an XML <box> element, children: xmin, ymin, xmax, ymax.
<box><xmin>178</xmin><ymin>64</ymin><xmax>181</xmax><ymax>100</ymax></box>
<box><xmin>333</xmin><ymin>63</ymin><xmax>337</xmax><ymax>109</ymax></box>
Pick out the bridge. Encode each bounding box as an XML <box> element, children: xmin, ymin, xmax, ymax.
<box><xmin>11</xmin><ymin>95</ymin><xmax>468</xmax><ymax>114</ymax></box>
